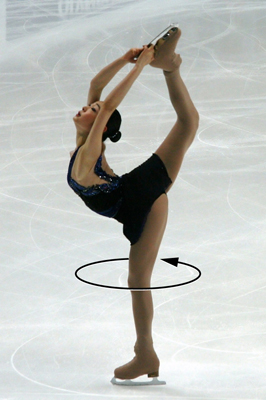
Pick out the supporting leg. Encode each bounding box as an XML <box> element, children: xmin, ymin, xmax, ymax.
<box><xmin>128</xmin><ymin>194</ymin><xmax>168</xmax><ymax>344</ymax></box>
<box><xmin>113</xmin><ymin>194</ymin><xmax>168</xmax><ymax>381</ymax></box>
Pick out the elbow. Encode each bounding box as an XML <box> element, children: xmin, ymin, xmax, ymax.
<box><xmin>90</xmin><ymin>77</ymin><xmax>102</xmax><ymax>91</ymax></box>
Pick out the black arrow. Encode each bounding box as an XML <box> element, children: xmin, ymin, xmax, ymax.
<box><xmin>161</xmin><ymin>257</ymin><xmax>179</xmax><ymax>267</ymax></box>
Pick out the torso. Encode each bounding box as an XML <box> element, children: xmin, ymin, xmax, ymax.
<box><xmin>70</xmin><ymin>145</ymin><xmax>117</xmax><ymax>188</ymax></box>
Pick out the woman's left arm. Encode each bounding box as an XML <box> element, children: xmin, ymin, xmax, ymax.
<box><xmin>82</xmin><ymin>46</ymin><xmax>154</xmax><ymax>161</ymax></box>
<box><xmin>87</xmin><ymin>48</ymin><xmax>143</xmax><ymax>104</ymax></box>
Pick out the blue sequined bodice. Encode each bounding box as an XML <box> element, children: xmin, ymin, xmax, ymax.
<box><xmin>67</xmin><ymin>147</ymin><xmax>121</xmax><ymax>196</ymax></box>
<box><xmin>92</xmin><ymin>155</ymin><xmax>120</xmax><ymax>193</ymax></box>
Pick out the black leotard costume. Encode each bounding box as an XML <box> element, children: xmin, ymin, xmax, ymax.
<box><xmin>67</xmin><ymin>147</ymin><xmax>172</xmax><ymax>245</ymax></box>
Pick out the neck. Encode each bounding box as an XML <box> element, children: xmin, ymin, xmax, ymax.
<box><xmin>75</xmin><ymin>120</ymin><xmax>94</xmax><ymax>147</ymax></box>
<box><xmin>76</xmin><ymin>128</ymin><xmax>89</xmax><ymax>147</ymax></box>
<box><xmin>76</xmin><ymin>133</ymin><xmax>86</xmax><ymax>147</ymax></box>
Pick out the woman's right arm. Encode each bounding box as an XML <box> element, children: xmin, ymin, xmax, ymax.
<box><xmin>102</xmin><ymin>46</ymin><xmax>154</xmax><ymax>111</ymax></box>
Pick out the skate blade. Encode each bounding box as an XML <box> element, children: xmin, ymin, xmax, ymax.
<box><xmin>148</xmin><ymin>23</ymin><xmax>179</xmax><ymax>47</ymax></box>
<box><xmin>111</xmin><ymin>376</ymin><xmax>166</xmax><ymax>386</ymax></box>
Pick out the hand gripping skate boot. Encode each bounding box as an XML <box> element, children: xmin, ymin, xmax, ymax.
<box><xmin>111</xmin><ymin>343</ymin><xmax>166</xmax><ymax>386</ymax></box>
<box><xmin>149</xmin><ymin>23</ymin><xmax>182</xmax><ymax>72</ymax></box>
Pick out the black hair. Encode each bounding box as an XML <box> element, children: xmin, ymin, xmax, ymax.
<box><xmin>102</xmin><ymin>109</ymin><xmax>122</xmax><ymax>143</ymax></box>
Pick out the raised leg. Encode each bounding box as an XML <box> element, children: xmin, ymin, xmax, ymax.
<box><xmin>114</xmin><ymin>194</ymin><xmax>168</xmax><ymax>380</ymax></box>
<box><xmin>155</xmin><ymin>67</ymin><xmax>199</xmax><ymax>187</ymax></box>
<box><xmin>151</xmin><ymin>31</ymin><xmax>199</xmax><ymax>186</ymax></box>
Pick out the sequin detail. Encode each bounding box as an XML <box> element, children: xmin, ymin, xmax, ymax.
<box><xmin>67</xmin><ymin>148</ymin><xmax>122</xmax><ymax>219</ymax></box>
<box><xmin>89</xmin><ymin>155</ymin><xmax>121</xmax><ymax>194</ymax></box>
<box><xmin>68</xmin><ymin>153</ymin><xmax>121</xmax><ymax>196</ymax></box>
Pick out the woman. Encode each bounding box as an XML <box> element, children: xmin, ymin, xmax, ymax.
<box><xmin>67</xmin><ymin>27</ymin><xmax>199</xmax><ymax>383</ymax></box>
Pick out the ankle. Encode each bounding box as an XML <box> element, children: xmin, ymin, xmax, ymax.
<box><xmin>162</xmin><ymin>54</ymin><xmax>182</xmax><ymax>74</ymax></box>
<box><xmin>163</xmin><ymin>69</ymin><xmax>178</xmax><ymax>75</ymax></box>
<box><xmin>163</xmin><ymin>67</ymin><xmax>181</xmax><ymax>77</ymax></box>
<box><xmin>135</xmin><ymin>336</ymin><xmax>154</xmax><ymax>351</ymax></box>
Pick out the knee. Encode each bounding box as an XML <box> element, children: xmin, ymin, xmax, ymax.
<box><xmin>128</xmin><ymin>250</ymin><xmax>156</xmax><ymax>288</ymax></box>
<box><xmin>190</xmin><ymin>109</ymin><xmax>200</xmax><ymax>136</ymax></box>
<box><xmin>179</xmin><ymin>108</ymin><xmax>199</xmax><ymax>132</ymax></box>
<box><xmin>190</xmin><ymin>112</ymin><xmax>199</xmax><ymax>143</ymax></box>
<box><xmin>178</xmin><ymin>110</ymin><xmax>199</xmax><ymax>147</ymax></box>
<box><xmin>128</xmin><ymin>274</ymin><xmax>142</xmax><ymax>288</ymax></box>
<box><xmin>187</xmin><ymin>109</ymin><xmax>200</xmax><ymax>133</ymax></box>
<box><xmin>128</xmin><ymin>272</ymin><xmax>151</xmax><ymax>288</ymax></box>
<box><xmin>194</xmin><ymin>108</ymin><xmax>200</xmax><ymax>125</ymax></box>
<box><xmin>193</xmin><ymin>109</ymin><xmax>200</xmax><ymax>131</ymax></box>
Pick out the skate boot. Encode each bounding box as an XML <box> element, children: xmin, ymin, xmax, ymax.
<box><xmin>149</xmin><ymin>25</ymin><xmax>182</xmax><ymax>72</ymax></box>
<box><xmin>111</xmin><ymin>342</ymin><xmax>166</xmax><ymax>386</ymax></box>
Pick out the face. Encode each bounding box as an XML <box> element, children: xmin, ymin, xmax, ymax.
<box><xmin>73</xmin><ymin>102</ymin><xmax>102</xmax><ymax>133</ymax></box>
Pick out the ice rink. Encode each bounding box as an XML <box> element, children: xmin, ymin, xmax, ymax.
<box><xmin>1</xmin><ymin>0</ymin><xmax>266</xmax><ymax>398</ymax></box>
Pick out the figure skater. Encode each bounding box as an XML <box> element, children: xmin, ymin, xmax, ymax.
<box><xmin>67</xmin><ymin>26</ymin><xmax>199</xmax><ymax>384</ymax></box>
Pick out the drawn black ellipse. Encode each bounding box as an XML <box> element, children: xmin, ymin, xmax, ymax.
<box><xmin>75</xmin><ymin>258</ymin><xmax>201</xmax><ymax>291</ymax></box>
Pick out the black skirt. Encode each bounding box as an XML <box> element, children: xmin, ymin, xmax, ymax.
<box><xmin>114</xmin><ymin>153</ymin><xmax>172</xmax><ymax>245</ymax></box>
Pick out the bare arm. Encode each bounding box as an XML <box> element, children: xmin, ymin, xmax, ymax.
<box><xmin>83</xmin><ymin>46</ymin><xmax>155</xmax><ymax>161</ymax></box>
<box><xmin>87</xmin><ymin>48</ymin><xmax>144</xmax><ymax>105</ymax></box>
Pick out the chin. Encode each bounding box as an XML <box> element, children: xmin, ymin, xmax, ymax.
<box><xmin>73</xmin><ymin>116</ymin><xmax>81</xmax><ymax>130</ymax></box>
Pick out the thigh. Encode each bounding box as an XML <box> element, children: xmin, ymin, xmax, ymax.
<box><xmin>155</xmin><ymin>119</ymin><xmax>196</xmax><ymax>189</ymax></box>
<box><xmin>128</xmin><ymin>194</ymin><xmax>168</xmax><ymax>287</ymax></box>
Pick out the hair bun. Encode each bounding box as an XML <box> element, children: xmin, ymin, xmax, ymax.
<box><xmin>109</xmin><ymin>131</ymin><xmax>122</xmax><ymax>143</ymax></box>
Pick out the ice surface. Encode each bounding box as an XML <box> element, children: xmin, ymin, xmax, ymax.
<box><xmin>1</xmin><ymin>0</ymin><xmax>266</xmax><ymax>399</ymax></box>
